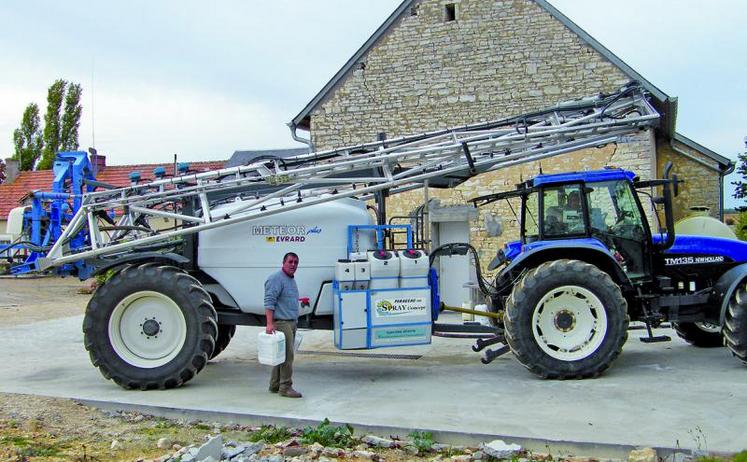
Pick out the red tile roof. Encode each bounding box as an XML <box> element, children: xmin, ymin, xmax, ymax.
<box><xmin>0</xmin><ymin>160</ymin><xmax>227</xmax><ymax>219</ymax></box>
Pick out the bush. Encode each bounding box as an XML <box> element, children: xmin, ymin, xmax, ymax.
<box><xmin>300</xmin><ymin>418</ymin><xmax>355</xmax><ymax>447</ymax></box>
<box><xmin>408</xmin><ymin>431</ymin><xmax>434</xmax><ymax>453</ymax></box>
<box><xmin>736</xmin><ymin>212</ymin><xmax>747</xmax><ymax>241</ymax></box>
<box><xmin>248</xmin><ymin>425</ymin><xmax>292</xmax><ymax>444</ymax></box>
<box><xmin>732</xmin><ymin>450</ymin><xmax>747</xmax><ymax>462</ymax></box>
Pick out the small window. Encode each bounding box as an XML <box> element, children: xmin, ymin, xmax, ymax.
<box><xmin>444</xmin><ymin>3</ymin><xmax>456</xmax><ymax>22</ymax></box>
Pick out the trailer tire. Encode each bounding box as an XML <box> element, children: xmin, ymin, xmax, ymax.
<box><xmin>83</xmin><ymin>264</ymin><xmax>218</xmax><ymax>390</ymax></box>
<box><xmin>723</xmin><ymin>280</ymin><xmax>747</xmax><ymax>364</ymax></box>
<box><xmin>673</xmin><ymin>322</ymin><xmax>724</xmax><ymax>348</ymax></box>
<box><xmin>504</xmin><ymin>259</ymin><xmax>629</xmax><ymax>379</ymax></box>
<box><xmin>209</xmin><ymin>324</ymin><xmax>237</xmax><ymax>360</ymax></box>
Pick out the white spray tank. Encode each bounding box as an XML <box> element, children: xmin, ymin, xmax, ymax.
<box><xmin>399</xmin><ymin>249</ymin><xmax>430</xmax><ymax>288</ymax></box>
<box><xmin>675</xmin><ymin>206</ymin><xmax>737</xmax><ymax>240</ymax></box>
<box><xmin>368</xmin><ymin>250</ymin><xmax>400</xmax><ymax>289</ymax></box>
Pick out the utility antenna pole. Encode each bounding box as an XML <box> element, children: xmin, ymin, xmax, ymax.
<box><xmin>90</xmin><ymin>58</ymin><xmax>96</xmax><ymax>149</ymax></box>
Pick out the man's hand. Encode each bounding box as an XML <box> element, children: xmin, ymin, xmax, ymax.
<box><xmin>266</xmin><ymin>322</ymin><xmax>275</xmax><ymax>334</ymax></box>
<box><xmin>265</xmin><ymin>308</ymin><xmax>275</xmax><ymax>334</ymax></box>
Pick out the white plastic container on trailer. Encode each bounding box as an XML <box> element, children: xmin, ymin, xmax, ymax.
<box><xmin>399</xmin><ymin>249</ymin><xmax>430</xmax><ymax>288</ymax></box>
<box><xmin>368</xmin><ymin>250</ymin><xmax>400</xmax><ymax>289</ymax></box>
<box><xmin>198</xmin><ymin>196</ymin><xmax>375</xmax><ymax>316</ymax></box>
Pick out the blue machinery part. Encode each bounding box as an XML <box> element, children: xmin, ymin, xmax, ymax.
<box><xmin>6</xmin><ymin>152</ymin><xmax>96</xmax><ymax>277</ymax></box>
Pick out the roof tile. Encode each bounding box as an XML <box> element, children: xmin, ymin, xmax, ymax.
<box><xmin>0</xmin><ymin>160</ymin><xmax>227</xmax><ymax>219</ymax></box>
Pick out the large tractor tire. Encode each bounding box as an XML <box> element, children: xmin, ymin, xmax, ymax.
<box><xmin>673</xmin><ymin>322</ymin><xmax>724</xmax><ymax>348</ymax></box>
<box><xmin>83</xmin><ymin>264</ymin><xmax>218</xmax><ymax>390</ymax></box>
<box><xmin>724</xmin><ymin>279</ymin><xmax>747</xmax><ymax>365</ymax></box>
<box><xmin>504</xmin><ymin>259</ymin><xmax>629</xmax><ymax>379</ymax></box>
<box><xmin>209</xmin><ymin>324</ymin><xmax>237</xmax><ymax>360</ymax></box>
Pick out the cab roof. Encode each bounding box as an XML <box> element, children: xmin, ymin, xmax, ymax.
<box><xmin>531</xmin><ymin>169</ymin><xmax>637</xmax><ymax>187</ymax></box>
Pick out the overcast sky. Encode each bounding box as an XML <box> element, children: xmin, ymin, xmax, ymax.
<box><xmin>0</xmin><ymin>0</ymin><xmax>744</xmax><ymax>207</ymax></box>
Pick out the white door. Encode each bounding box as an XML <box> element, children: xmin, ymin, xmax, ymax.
<box><xmin>437</xmin><ymin>221</ymin><xmax>471</xmax><ymax>307</ymax></box>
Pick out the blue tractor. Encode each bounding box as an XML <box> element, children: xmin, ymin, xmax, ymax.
<box><xmin>470</xmin><ymin>164</ymin><xmax>747</xmax><ymax>378</ymax></box>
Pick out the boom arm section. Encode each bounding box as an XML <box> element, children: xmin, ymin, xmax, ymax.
<box><xmin>38</xmin><ymin>83</ymin><xmax>659</xmax><ymax>271</ymax></box>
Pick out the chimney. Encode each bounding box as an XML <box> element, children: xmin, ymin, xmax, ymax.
<box><xmin>4</xmin><ymin>158</ymin><xmax>19</xmax><ymax>184</ymax></box>
<box><xmin>89</xmin><ymin>152</ymin><xmax>106</xmax><ymax>175</ymax></box>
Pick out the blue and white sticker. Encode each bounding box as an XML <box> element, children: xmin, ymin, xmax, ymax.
<box><xmin>374</xmin><ymin>297</ymin><xmax>427</xmax><ymax>318</ymax></box>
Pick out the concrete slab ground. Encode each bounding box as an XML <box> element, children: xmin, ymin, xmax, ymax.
<box><xmin>1</xmin><ymin>312</ymin><xmax>745</xmax><ymax>456</ymax></box>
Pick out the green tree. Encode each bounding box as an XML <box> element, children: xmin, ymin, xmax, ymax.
<box><xmin>60</xmin><ymin>83</ymin><xmax>82</xmax><ymax>151</ymax></box>
<box><xmin>12</xmin><ymin>103</ymin><xmax>44</xmax><ymax>171</ymax></box>
<box><xmin>38</xmin><ymin>79</ymin><xmax>67</xmax><ymax>170</ymax></box>
<box><xmin>732</xmin><ymin>141</ymin><xmax>747</xmax><ymax>207</ymax></box>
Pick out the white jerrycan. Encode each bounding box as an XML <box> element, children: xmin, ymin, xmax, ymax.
<box><xmin>257</xmin><ymin>331</ymin><xmax>286</xmax><ymax>366</ymax></box>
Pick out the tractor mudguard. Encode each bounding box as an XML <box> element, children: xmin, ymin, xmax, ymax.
<box><xmin>714</xmin><ymin>263</ymin><xmax>747</xmax><ymax>325</ymax></box>
<box><xmin>89</xmin><ymin>252</ymin><xmax>190</xmax><ymax>278</ymax></box>
<box><xmin>497</xmin><ymin>239</ymin><xmax>632</xmax><ymax>291</ymax></box>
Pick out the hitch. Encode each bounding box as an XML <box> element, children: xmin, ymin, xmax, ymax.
<box><xmin>472</xmin><ymin>334</ymin><xmax>510</xmax><ymax>364</ymax></box>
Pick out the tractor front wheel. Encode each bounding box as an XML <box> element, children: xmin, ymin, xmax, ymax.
<box><xmin>83</xmin><ymin>264</ymin><xmax>218</xmax><ymax>389</ymax></box>
<box><xmin>504</xmin><ymin>259</ymin><xmax>629</xmax><ymax>379</ymax></box>
<box><xmin>724</xmin><ymin>279</ymin><xmax>747</xmax><ymax>364</ymax></box>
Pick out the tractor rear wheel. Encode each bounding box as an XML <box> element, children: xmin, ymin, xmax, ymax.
<box><xmin>504</xmin><ymin>259</ymin><xmax>629</xmax><ymax>379</ymax></box>
<box><xmin>209</xmin><ymin>324</ymin><xmax>237</xmax><ymax>360</ymax></box>
<box><xmin>83</xmin><ymin>264</ymin><xmax>218</xmax><ymax>389</ymax></box>
<box><xmin>724</xmin><ymin>280</ymin><xmax>747</xmax><ymax>364</ymax></box>
<box><xmin>673</xmin><ymin>322</ymin><xmax>724</xmax><ymax>348</ymax></box>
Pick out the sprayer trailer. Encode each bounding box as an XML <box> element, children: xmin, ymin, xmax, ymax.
<box><xmin>10</xmin><ymin>83</ymin><xmax>747</xmax><ymax>389</ymax></box>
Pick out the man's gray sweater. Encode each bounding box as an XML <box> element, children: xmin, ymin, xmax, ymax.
<box><xmin>264</xmin><ymin>270</ymin><xmax>300</xmax><ymax>320</ymax></box>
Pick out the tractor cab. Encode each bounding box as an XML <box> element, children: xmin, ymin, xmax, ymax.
<box><xmin>473</xmin><ymin>168</ymin><xmax>658</xmax><ymax>281</ymax></box>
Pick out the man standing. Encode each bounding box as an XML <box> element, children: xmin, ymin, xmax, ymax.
<box><xmin>264</xmin><ymin>252</ymin><xmax>302</xmax><ymax>398</ymax></box>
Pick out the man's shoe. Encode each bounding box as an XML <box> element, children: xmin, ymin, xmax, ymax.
<box><xmin>279</xmin><ymin>387</ymin><xmax>302</xmax><ymax>398</ymax></box>
<box><xmin>269</xmin><ymin>386</ymin><xmax>279</xmax><ymax>393</ymax></box>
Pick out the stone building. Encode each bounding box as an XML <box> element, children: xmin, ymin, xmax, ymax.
<box><xmin>287</xmin><ymin>0</ymin><xmax>732</xmax><ymax>294</ymax></box>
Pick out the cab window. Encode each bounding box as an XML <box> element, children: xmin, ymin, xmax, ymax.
<box><xmin>542</xmin><ymin>184</ymin><xmax>584</xmax><ymax>237</ymax></box>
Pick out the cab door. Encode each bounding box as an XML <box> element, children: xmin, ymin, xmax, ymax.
<box><xmin>586</xmin><ymin>181</ymin><xmax>652</xmax><ymax>280</ymax></box>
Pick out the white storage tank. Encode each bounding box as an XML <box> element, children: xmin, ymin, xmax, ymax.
<box><xmin>198</xmin><ymin>196</ymin><xmax>375</xmax><ymax>315</ymax></box>
<box><xmin>368</xmin><ymin>250</ymin><xmax>400</xmax><ymax>289</ymax></box>
<box><xmin>399</xmin><ymin>249</ymin><xmax>430</xmax><ymax>288</ymax></box>
<box><xmin>675</xmin><ymin>207</ymin><xmax>737</xmax><ymax>240</ymax></box>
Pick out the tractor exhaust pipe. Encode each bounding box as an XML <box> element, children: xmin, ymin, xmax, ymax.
<box><xmin>658</xmin><ymin>161</ymin><xmax>677</xmax><ymax>251</ymax></box>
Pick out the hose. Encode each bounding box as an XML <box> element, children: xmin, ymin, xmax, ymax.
<box><xmin>429</xmin><ymin>242</ymin><xmax>496</xmax><ymax>297</ymax></box>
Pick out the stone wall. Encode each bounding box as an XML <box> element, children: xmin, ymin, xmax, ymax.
<box><xmin>656</xmin><ymin>140</ymin><xmax>721</xmax><ymax>220</ymax></box>
<box><xmin>310</xmin><ymin>0</ymin><xmax>631</xmax><ymax>149</ymax></box>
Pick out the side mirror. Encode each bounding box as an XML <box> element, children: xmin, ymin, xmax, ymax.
<box><xmin>484</xmin><ymin>213</ymin><xmax>503</xmax><ymax>237</ymax></box>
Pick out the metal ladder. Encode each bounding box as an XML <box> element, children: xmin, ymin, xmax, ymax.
<box><xmin>38</xmin><ymin>82</ymin><xmax>659</xmax><ymax>270</ymax></box>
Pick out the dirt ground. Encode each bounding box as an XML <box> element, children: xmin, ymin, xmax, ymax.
<box><xmin>0</xmin><ymin>276</ymin><xmax>91</xmax><ymax>327</ymax></box>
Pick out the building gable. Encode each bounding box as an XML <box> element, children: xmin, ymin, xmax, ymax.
<box><xmin>291</xmin><ymin>0</ymin><xmax>674</xmax><ymax>139</ymax></box>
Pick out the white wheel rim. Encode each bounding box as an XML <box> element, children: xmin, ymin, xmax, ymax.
<box><xmin>108</xmin><ymin>291</ymin><xmax>187</xmax><ymax>368</ymax></box>
<box><xmin>531</xmin><ymin>285</ymin><xmax>608</xmax><ymax>361</ymax></box>
<box><xmin>694</xmin><ymin>322</ymin><xmax>721</xmax><ymax>334</ymax></box>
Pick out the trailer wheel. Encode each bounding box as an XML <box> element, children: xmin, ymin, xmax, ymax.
<box><xmin>83</xmin><ymin>264</ymin><xmax>217</xmax><ymax>390</ymax></box>
<box><xmin>724</xmin><ymin>280</ymin><xmax>747</xmax><ymax>365</ymax></box>
<box><xmin>504</xmin><ymin>259</ymin><xmax>629</xmax><ymax>379</ymax></box>
<box><xmin>673</xmin><ymin>322</ymin><xmax>724</xmax><ymax>348</ymax></box>
<box><xmin>209</xmin><ymin>324</ymin><xmax>237</xmax><ymax>360</ymax></box>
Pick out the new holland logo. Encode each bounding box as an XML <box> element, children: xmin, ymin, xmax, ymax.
<box><xmin>664</xmin><ymin>255</ymin><xmax>725</xmax><ymax>266</ymax></box>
